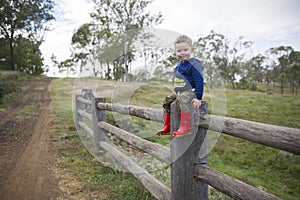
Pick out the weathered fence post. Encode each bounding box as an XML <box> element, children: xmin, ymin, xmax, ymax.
<box><xmin>82</xmin><ymin>89</ymin><xmax>93</xmax><ymax>100</ymax></box>
<box><xmin>170</xmin><ymin>101</ymin><xmax>208</xmax><ymax>200</ymax></box>
<box><xmin>91</xmin><ymin>97</ymin><xmax>107</xmax><ymax>153</ymax></box>
<box><xmin>75</xmin><ymin>94</ymin><xmax>83</xmax><ymax>130</ymax></box>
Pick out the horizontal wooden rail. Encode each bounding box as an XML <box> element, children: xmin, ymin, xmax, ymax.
<box><xmin>195</xmin><ymin>165</ymin><xmax>280</xmax><ymax>200</ymax></box>
<box><xmin>75</xmin><ymin>90</ymin><xmax>294</xmax><ymax>200</ymax></box>
<box><xmin>98</xmin><ymin>121</ymin><xmax>171</xmax><ymax>164</ymax></box>
<box><xmin>78</xmin><ymin>121</ymin><xmax>93</xmax><ymax>138</ymax></box>
<box><xmin>100</xmin><ymin>141</ymin><xmax>171</xmax><ymax>200</ymax></box>
<box><xmin>77</xmin><ymin>96</ymin><xmax>92</xmax><ymax>105</ymax></box>
<box><xmin>97</xmin><ymin>102</ymin><xmax>163</xmax><ymax>122</ymax></box>
<box><xmin>195</xmin><ymin>114</ymin><xmax>300</xmax><ymax>154</ymax></box>
<box><xmin>78</xmin><ymin>109</ymin><xmax>92</xmax><ymax>121</ymax></box>
<box><xmin>97</xmin><ymin>102</ymin><xmax>300</xmax><ymax>154</ymax></box>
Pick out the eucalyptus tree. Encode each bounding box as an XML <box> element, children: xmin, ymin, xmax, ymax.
<box><xmin>269</xmin><ymin>47</ymin><xmax>300</xmax><ymax>94</ymax></box>
<box><xmin>71</xmin><ymin>23</ymin><xmax>92</xmax><ymax>73</ymax></box>
<box><xmin>246</xmin><ymin>54</ymin><xmax>265</xmax><ymax>90</ymax></box>
<box><xmin>286</xmin><ymin>50</ymin><xmax>300</xmax><ymax>94</ymax></box>
<box><xmin>195</xmin><ymin>31</ymin><xmax>253</xmax><ymax>89</ymax></box>
<box><xmin>71</xmin><ymin>0</ymin><xmax>162</xmax><ymax>79</ymax></box>
<box><xmin>0</xmin><ymin>0</ymin><xmax>54</xmax><ymax>71</ymax></box>
<box><xmin>194</xmin><ymin>31</ymin><xmax>226</xmax><ymax>86</ymax></box>
<box><xmin>268</xmin><ymin>46</ymin><xmax>294</xmax><ymax>94</ymax></box>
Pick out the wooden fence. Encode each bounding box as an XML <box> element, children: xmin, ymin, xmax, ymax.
<box><xmin>74</xmin><ymin>89</ymin><xmax>300</xmax><ymax>200</ymax></box>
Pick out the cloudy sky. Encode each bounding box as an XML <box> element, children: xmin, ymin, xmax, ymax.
<box><xmin>40</xmin><ymin>0</ymin><xmax>300</xmax><ymax>75</ymax></box>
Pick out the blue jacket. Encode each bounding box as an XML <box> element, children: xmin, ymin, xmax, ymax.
<box><xmin>174</xmin><ymin>58</ymin><xmax>204</xmax><ymax>100</ymax></box>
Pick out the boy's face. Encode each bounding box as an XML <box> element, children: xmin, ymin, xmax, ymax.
<box><xmin>174</xmin><ymin>42</ymin><xmax>194</xmax><ymax>61</ymax></box>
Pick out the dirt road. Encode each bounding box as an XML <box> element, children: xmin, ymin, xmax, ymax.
<box><xmin>0</xmin><ymin>78</ymin><xmax>66</xmax><ymax>200</ymax></box>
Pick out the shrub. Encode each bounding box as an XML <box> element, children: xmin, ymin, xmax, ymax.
<box><xmin>0</xmin><ymin>81</ymin><xmax>16</xmax><ymax>104</ymax></box>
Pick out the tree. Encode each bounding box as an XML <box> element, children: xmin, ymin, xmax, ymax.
<box><xmin>0</xmin><ymin>0</ymin><xmax>54</xmax><ymax>71</ymax></box>
<box><xmin>0</xmin><ymin>37</ymin><xmax>10</xmax><ymax>70</ymax></box>
<box><xmin>286</xmin><ymin>50</ymin><xmax>300</xmax><ymax>94</ymax></box>
<box><xmin>71</xmin><ymin>0</ymin><xmax>163</xmax><ymax>79</ymax></box>
<box><xmin>14</xmin><ymin>36</ymin><xmax>44</xmax><ymax>74</ymax></box>
<box><xmin>58</xmin><ymin>58</ymin><xmax>75</xmax><ymax>78</ymax></box>
<box><xmin>195</xmin><ymin>31</ymin><xmax>253</xmax><ymax>89</ymax></box>
<box><xmin>91</xmin><ymin>0</ymin><xmax>162</xmax><ymax>34</ymax></box>
<box><xmin>71</xmin><ymin>23</ymin><xmax>91</xmax><ymax>74</ymax></box>
<box><xmin>246</xmin><ymin>54</ymin><xmax>265</xmax><ymax>90</ymax></box>
<box><xmin>194</xmin><ymin>31</ymin><xmax>225</xmax><ymax>86</ymax></box>
<box><xmin>268</xmin><ymin>46</ymin><xmax>294</xmax><ymax>94</ymax></box>
<box><xmin>50</xmin><ymin>53</ymin><xmax>58</xmax><ymax>76</ymax></box>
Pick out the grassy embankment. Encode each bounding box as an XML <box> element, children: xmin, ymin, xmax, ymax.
<box><xmin>0</xmin><ymin>71</ymin><xmax>41</xmax><ymax>107</ymax></box>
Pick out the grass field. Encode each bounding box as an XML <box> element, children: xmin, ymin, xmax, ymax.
<box><xmin>1</xmin><ymin>73</ymin><xmax>299</xmax><ymax>199</ymax></box>
<box><xmin>49</xmin><ymin>78</ymin><xmax>300</xmax><ymax>200</ymax></box>
<box><xmin>49</xmin><ymin>78</ymin><xmax>156</xmax><ymax>199</ymax></box>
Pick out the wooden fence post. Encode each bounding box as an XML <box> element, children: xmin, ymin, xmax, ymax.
<box><xmin>91</xmin><ymin>97</ymin><xmax>107</xmax><ymax>153</ymax></box>
<box><xmin>82</xmin><ymin>89</ymin><xmax>93</xmax><ymax>100</ymax></box>
<box><xmin>81</xmin><ymin>89</ymin><xmax>93</xmax><ymax>113</ymax></box>
<box><xmin>75</xmin><ymin>94</ymin><xmax>83</xmax><ymax>130</ymax></box>
<box><xmin>171</xmin><ymin>101</ymin><xmax>208</xmax><ymax>200</ymax></box>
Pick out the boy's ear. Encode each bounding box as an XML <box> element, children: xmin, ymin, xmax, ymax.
<box><xmin>191</xmin><ymin>47</ymin><xmax>195</xmax><ymax>52</ymax></box>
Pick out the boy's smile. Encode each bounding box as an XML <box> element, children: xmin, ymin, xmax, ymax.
<box><xmin>175</xmin><ymin>42</ymin><xmax>194</xmax><ymax>61</ymax></box>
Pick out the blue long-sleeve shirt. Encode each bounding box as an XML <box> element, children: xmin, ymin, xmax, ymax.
<box><xmin>174</xmin><ymin>58</ymin><xmax>204</xmax><ymax>100</ymax></box>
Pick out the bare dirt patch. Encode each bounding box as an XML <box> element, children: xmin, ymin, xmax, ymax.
<box><xmin>0</xmin><ymin>78</ymin><xmax>68</xmax><ymax>200</ymax></box>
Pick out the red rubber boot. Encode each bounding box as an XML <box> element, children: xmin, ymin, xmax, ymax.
<box><xmin>157</xmin><ymin>114</ymin><xmax>171</xmax><ymax>135</ymax></box>
<box><xmin>172</xmin><ymin>112</ymin><xmax>191</xmax><ymax>137</ymax></box>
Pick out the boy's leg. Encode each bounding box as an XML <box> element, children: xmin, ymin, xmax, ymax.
<box><xmin>173</xmin><ymin>90</ymin><xmax>195</xmax><ymax>137</ymax></box>
<box><xmin>163</xmin><ymin>94</ymin><xmax>177</xmax><ymax>113</ymax></box>
<box><xmin>175</xmin><ymin>89</ymin><xmax>194</xmax><ymax>112</ymax></box>
<box><xmin>157</xmin><ymin>94</ymin><xmax>177</xmax><ymax>135</ymax></box>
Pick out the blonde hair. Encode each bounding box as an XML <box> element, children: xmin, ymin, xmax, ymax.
<box><xmin>174</xmin><ymin>35</ymin><xmax>193</xmax><ymax>47</ymax></box>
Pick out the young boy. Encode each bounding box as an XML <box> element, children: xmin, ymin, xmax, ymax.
<box><xmin>157</xmin><ymin>35</ymin><xmax>204</xmax><ymax>137</ymax></box>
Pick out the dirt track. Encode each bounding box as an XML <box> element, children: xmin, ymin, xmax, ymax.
<box><xmin>0</xmin><ymin>78</ymin><xmax>66</xmax><ymax>200</ymax></box>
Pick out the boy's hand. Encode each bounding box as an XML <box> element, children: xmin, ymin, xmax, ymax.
<box><xmin>191</xmin><ymin>98</ymin><xmax>202</xmax><ymax>109</ymax></box>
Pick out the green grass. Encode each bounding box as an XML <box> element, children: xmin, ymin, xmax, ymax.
<box><xmin>49</xmin><ymin>78</ymin><xmax>156</xmax><ymax>199</ymax></box>
<box><xmin>2</xmin><ymin>73</ymin><xmax>298</xmax><ymax>199</ymax></box>
<box><xmin>0</xmin><ymin>70</ymin><xmax>41</xmax><ymax>107</ymax></box>
<box><xmin>209</xmin><ymin>90</ymin><xmax>300</xmax><ymax>199</ymax></box>
<box><xmin>226</xmin><ymin>90</ymin><xmax>300</xmax><ymax>128</ymax></box>
<box><xmin>49</xmin><ymin>78</ymin><xmax>300</xmax><ymax>200</ymax></box>
<box><xmin>120</xmin><ymin>84</ymin><xmax>300</xmax><ymax>199</ymax></box>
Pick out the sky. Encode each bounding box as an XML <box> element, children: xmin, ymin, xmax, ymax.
<box><xmin>40</xmin><ymin>0</ymin><xmax>300</xmax><ymax>76</ymax></box>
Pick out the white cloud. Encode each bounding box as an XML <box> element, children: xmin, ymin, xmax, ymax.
<box><xmin>149</xmin><ymin>0</ymin><xmax>300</xmax><ymax>53</ymax></box>
<box><xmin>40</xmin><ymin>0</ymin><xmax>93</xmax><ymax>74</ymax></box>
<box><xmin>41</xmin><ymin>0</ymin><xmax>300</xmax><ymax>76</ymax></box>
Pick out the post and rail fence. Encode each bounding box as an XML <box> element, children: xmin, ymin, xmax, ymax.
<box><xmin>74</xmin><ymin>89</ymin><xmax>300</xmax><ymax>200</ymax></box>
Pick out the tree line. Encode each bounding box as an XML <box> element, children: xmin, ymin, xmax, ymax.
<box><xmin>0</xmin><ymin>0</ymin><xmax>54</xmax><ymax>74</ymax></box>
<box><xmin>0</xmin><ymin>0</ymin><xmax>299</xmax><ymax>95</ymax></box>
<box><xmin>55</xmin><ymin>0</ymin><xmax>300</xmax><ymax>95</ymax></box>
<box><xmin>193</xmin><ymin>32</ymin><xmax>300</xmax><ymax>94</ymax></box>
